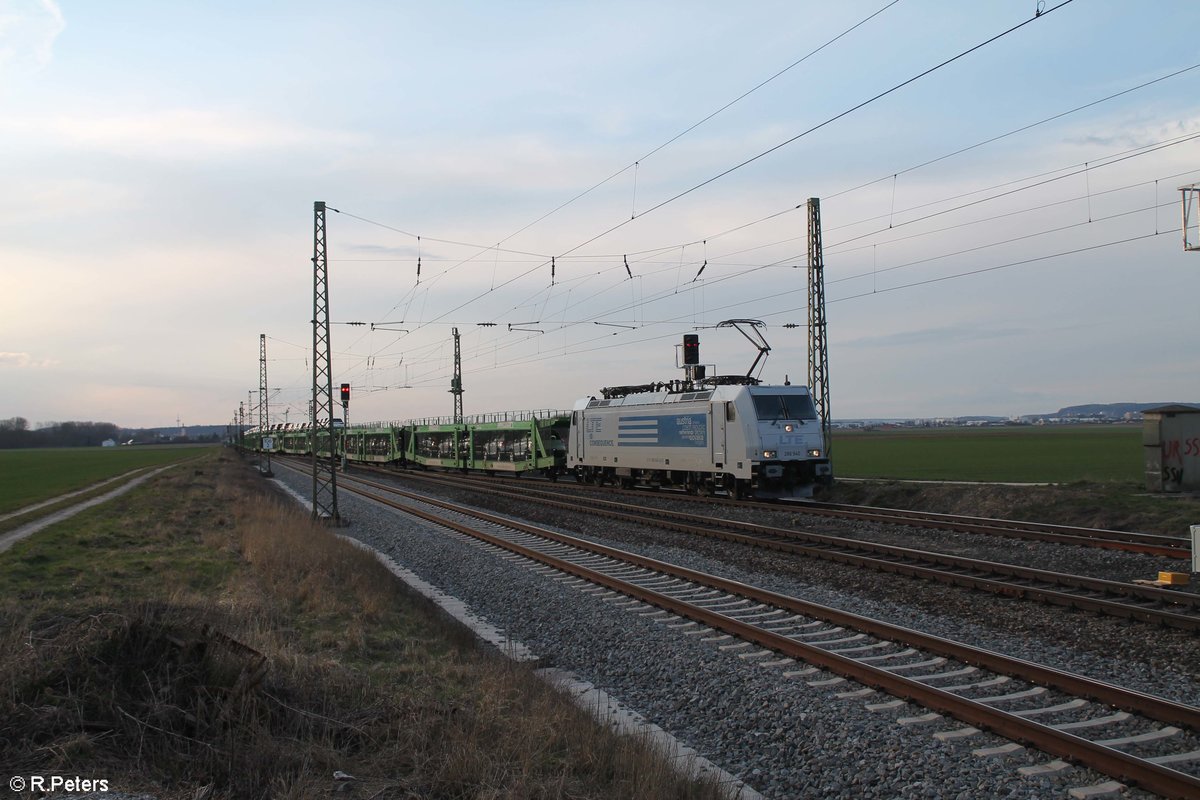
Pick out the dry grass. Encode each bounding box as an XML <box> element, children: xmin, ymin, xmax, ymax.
<box><xmin>0</xmin><ymin>450</ymin><xmax>728</xmax><ymax>799</ymax></box>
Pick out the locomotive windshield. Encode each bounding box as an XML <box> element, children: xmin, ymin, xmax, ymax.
<box><xmin>752</xmin><ymin>394</ymin><xmax>817</xmax><ymax>421</ymax></box>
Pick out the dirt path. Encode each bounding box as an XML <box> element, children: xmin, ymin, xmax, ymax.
<box><xmin>0</xmin><ymin>465</ymin><xmax>178</xmax><ymax>554</ymax></box>
<box><xmin>0</xmin><ymin>468</ymin><xmax>151</xmax><ymax>523</ymax></box>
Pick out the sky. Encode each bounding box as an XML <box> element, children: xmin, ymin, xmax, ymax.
<box><xmin>2</xmin><ymin>0</ymin><xmax>1199</xmax><ymax>429</ymax></box>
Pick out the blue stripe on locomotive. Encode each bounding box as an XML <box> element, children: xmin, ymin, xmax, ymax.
<box><xmin>616</xmin><ymin>414</ymin><xmax>707</xmax><ymax>447</ymax></box>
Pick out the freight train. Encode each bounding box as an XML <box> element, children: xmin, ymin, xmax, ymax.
<box><xmin>244</xmin><ymin>331</ymin><xmax>832</xmax><ymax>499</ymax></box>
<box><xmin>255</xmin><ymin>410</ymin><xmax>570</xmax><ymax>478</ymax></box>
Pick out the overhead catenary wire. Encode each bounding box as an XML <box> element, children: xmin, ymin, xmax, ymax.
<box><xmin>745</xmin><ymin>131</ymin><xmax>1200</xmax><ymax>268</ymax></box>
<box><xmin>821</xmin><ymin>130</ymin><xmax>1200</xmax><ymax>252</ymax></box>
<box><xmin>473</xmin><ymin>0</ymin><xmax>904</xmax><ymax>250</ymax></box>
<box><xmin>499</xmin><ymin>140</ymin><xmax>1200</xmax><ymax>335</ymax></box>
<box><xmin>331</xmin><ymin>0</ymin><xmax>1193</xmax><ymax>369</ymax></box>
<box><xmin>551</xmin><ymin>0</ymin><xmax>1075</xmax><ymax>260</ymax></box>
<box><xmin>311</xmin><ymin>143</ymin><xmax>1192</xmax><ymax>401</ymax></box>
<box><xmin>826</xmin><ymin>199</ymin><xmax>1178</xmax><ymax>288</ymax></box>
<box><xmin>824</xmin><ymin>167</ymin><xmax>1200</xmax><ymax>259</ymax></box>
<box><xmin>352</xmin><ymin>194</ymin><xmax>1169</xmax><ymax>391</ymax></box>
<box><xmin>420</xmin><ymin>51</ymin><xmax>1190</xmax><ymax>388</ymax></box>
<box><xmin>360</xmin><ymin>167</ymin><xmax>1188</xmax><ymax>391</ymax></box>
<box><xmin>379</xmin><ymin>227</ymin><xmax>1174</xmax><ymax>393</ymax></box>
<box><xmin>326</xmin><ymin>208</ymin><xmax>551</xmax><ymax>260</ymax></box>
<box><xmin>497</xmin><ymin>230</ymin><xmax>1177</xmax><ymax>379</ymax></box>
<box><xmin>381</xmin><ymin>0</ymin><xmax>1083</xmax><ymax>343</ymax></box>
<box><xmin>825</xmin><ymin>230</ymin><xmax>1171</xmax><ymax>306</ymax></box>
<box><xmin>276</xmin><ymin>2</ymin><xmax>1200</xmax><ymax>414</ymax></box>
<box><xmin>557</xmin><ymin>60</ymin><xmax>1200</xmax><ymax>265</ymax></box>
<box><xmin>823</xmin><ymin>61</ymin><xmax>1200</xmax><ymax>202</ymax></box>
<box><xmin>327</xmin><ymin>0</ymin><xmax>905</xmax><ymax>367</ymax></box>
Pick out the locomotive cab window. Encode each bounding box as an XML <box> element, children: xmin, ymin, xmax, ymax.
<box><xmin>752</xmin><ymin>394</ymin><xmax>817</xmax><ymax>421</ymax></box>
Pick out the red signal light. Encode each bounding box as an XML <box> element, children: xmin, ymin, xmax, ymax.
<box><xmin>682</xmin><ymin>334</ymin><xmax>700</xmax><ymax>365</ymax></box>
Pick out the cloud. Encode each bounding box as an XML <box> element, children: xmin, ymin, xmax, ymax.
<box><xmin>342</xmin><ymin>242</ymin><xmax>423</xmax><ymax>259</ymax></box>
<box><xmin>839</xmin><ymin>323</ymin><xmax>1029</xmax><ymax>349</ymax></box>
<box><xmin>1066</xmin><ymin>115</ymin><xmax>1200</xmax><ymax>151</ymax></box>
<box><xmin>0</xmin><ymin>351</ymin><xmax>57</xmax><ymax>368</ymax></box>
<box><xmin>0</xmin><ymin>107</ymin><xmax>367</xmax><ymax>160</ymax></box>
<box><xmin>0</xmin><ymin>0</ymin><xmax>64</xmax><ymax>73</ymax></box>
<box><xmin>0</xmin><ymin>177</ymin><xmax>133</xmax><ymax>226</ymax></box>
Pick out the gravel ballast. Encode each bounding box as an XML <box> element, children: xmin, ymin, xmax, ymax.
<box><xmin>271</xmin><ymin>464</ymin><xmax>1188</xmax><ymax>799</ymax></box>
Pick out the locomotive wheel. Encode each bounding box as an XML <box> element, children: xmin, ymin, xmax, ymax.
<box><xmin>725</xmin><ymin>474</ymin><xmax>745</xmax><ymax>500</ymax></box>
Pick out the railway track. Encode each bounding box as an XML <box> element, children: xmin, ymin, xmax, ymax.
<box><xmin>342</xmin><ymin>466</ymin><xmax>1200</xmax><ymax>633</ymax></box>
<box><xmin>794</xmin><ymin>499</ymin><xmax>1190</xmax><ymax>560</ymax></box>
<box><xmin>270</xmin><ymin>454</ymin><xmax>1189</xmax><ymax>558</ymax></box>
<box><xmin>318</xmin><ymin>467</ymin><xmax>1200</xmax><ymax>798</ymax></box>
<box><xmin>348</xmin><ymin>464</ymin><xmax>1189</xmax><ymax>559</ymax></box>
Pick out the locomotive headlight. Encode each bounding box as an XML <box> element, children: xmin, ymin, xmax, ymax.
<box><xmin>808</xmin><ymin>448</ymin><xmax>821</xmax><ymax>457</ymax></box>
<box><xmin>762</xmin><ymin>450</ymin><xmax>776</xmax><ymax>459</ymax></box>
<box><xmin>784</xmin><ymin>424</ymin><xmax>794</xmax><ymax>432</ymax></box>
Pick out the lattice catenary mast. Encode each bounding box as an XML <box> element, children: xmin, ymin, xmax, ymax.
<box><xmin>259</xmin><ymin>333</ymin><xmax>273</xmax><ymax>477</ymax></box>
<box><xmin>311</xmin><ymin>201</ymin><xmax>340</xmax><ymax>522</ymax></box>
<box><xmin>450</xmin><ymin>326</ymin><xmax>464</xmax><ymax>424</ymax></box>
<box><xmin>807</xmin><ymin>197</ymin><xmax>832</xmax><ymax>467</ymax></box>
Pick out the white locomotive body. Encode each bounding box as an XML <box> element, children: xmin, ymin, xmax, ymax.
<box><xmin>567</xmin><ymin>382</ymin><xmax>831</xmax><ymax>499</ymax></box>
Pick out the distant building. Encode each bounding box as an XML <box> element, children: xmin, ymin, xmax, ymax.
<box><xmin>101</xmin><ymin>439</ymin><xmax>116</xmax><ymax>447</ymax></box>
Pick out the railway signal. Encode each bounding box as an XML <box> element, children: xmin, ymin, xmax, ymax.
<box><xmin>682</xmin><ymin>333</ymin><xmax>700</xmax><ymax>365</ymax></box>
<box><xmin>339</xmin><ymin>382</ymin><xmax>350</xmax><ymax>471</ymax></box>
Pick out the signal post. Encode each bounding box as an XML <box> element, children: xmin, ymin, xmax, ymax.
<box><xmin>340</xmin><ymin>383</ymin><xmax>350</xmax><ymax>470</ymax></box>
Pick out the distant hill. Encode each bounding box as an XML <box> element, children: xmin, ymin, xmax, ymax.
<box><xmin>147</xmin><ymin>425</ymin><xmax>226</xmax><ymax>438</ymax></box>
<box><xmin>131</xmin><ymin>425</ymin><xmax>227</xmax><ymax>442</ymax></box>
<box><xmin>1050</xmin><ymin>402</ymin><xmax>1199</xmax><ymax>419</ymax></box>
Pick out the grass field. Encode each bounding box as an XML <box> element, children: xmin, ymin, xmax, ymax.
<box><xmin>831</xmin><ymin>425</ymin><xmax>1144</xmax><ymax>483</ymax></box>
<box><xmin>0</xmin><ymin>449</ymin><xmax>725</xmax><ymax>799</ymax></box>
<box><xmin>0</xmin><ymin>445</ymin><xmax>215</xmax><ymax>514</ymax></box>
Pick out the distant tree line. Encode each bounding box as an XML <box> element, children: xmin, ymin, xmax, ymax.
<box><xmin>0</xmin><ymin>417</ymin><xmax>120</xmax><ymax>448</ymax></box>
<box><xmin>0</xmin><ymin>417</ymin><xmax>223</xmax><ymax>449</ymax></box>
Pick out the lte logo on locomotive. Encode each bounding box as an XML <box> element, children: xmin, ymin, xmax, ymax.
<box><xmin>584</xmin><ymin>417</ymin><xmax>614</xmax><ymax>447</ymax></box>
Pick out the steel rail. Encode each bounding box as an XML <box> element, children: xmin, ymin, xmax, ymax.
<box><xmin>275</xmin><ymin>455</ymin><xmax>1189</xmax><ymax>558</ymax></box>
<box><xmin>368</xmin><ymin>468</ymin><xmax>1200</xmax><ymax>631</ymax></box>
<box><xmin>792</xmin><ymin>500</ymin><xmax>1189</xmax><ymax>559</ymax></box>
<box><xmin>334</xmin><ymin>472</ymin><xmax>1200</xmax><ymax>726</ymax></box>
<box><xmin>378</xmin><ymin>463</ymin><xmax>1189</xmax><ymax>558</ymax></box>
<box><xmin>330</xmin><ymin>472</ymin><xmax>1200</xmax><ymax>799</ymax></box>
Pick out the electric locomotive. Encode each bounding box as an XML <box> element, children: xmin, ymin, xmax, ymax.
<box><xmin>567</xmin><ymin>324</ymin><xmax>831</xmax><ymax>499</ymax></box>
